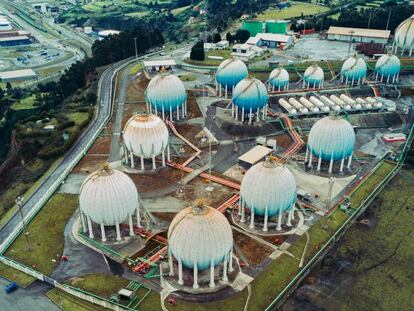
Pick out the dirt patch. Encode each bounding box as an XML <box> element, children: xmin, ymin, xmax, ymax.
<box><xmin>87</xmin><ymin>136</ymin><xmax>112</xmax><ymax>155</ymax></box>
<box><xmin>173</xmin><ymin>177</ymin><xmax>235</xmax><ymax>207</ymax></box>
<box><xmin>276</xmin><ymin>134</ymin><xmax>293</xmax><ymax>149</ymax></box>
<box><xmin>174</xmin><ymin>123</ymin><xmax>203</xmax><ymax>146</ymax></box>
<box><xmin>125</xmin><ymin>75</ymin><xmax>149</xmax><ymax>104</ymax></box>
<box><xmin>233</xmin><ymin>230</ymin><xmax>273</xmax><ymax>266</ymax></box>
<box><xmin>152</xmin><ymin>212</ymin><xmax>176</xmax><ymax>223</ymax></box>
<box><xmin>73</xmin><ymin>155</ymin><xmax>108</xmax><ymax>174</ymax></box>
<box><xmin>187</xmin><ymin>92</ymin><xmax>202</xmax><ymax>119</ymax></box>
<box><xmin>127</xmin><ymin>167</ymin><xmax>182</xmax><ymax>193</ymax></box>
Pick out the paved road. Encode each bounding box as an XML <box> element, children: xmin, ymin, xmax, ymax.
<box><xmin>0</xmin><ymin>279</ymin><xmax>58</xmax><ymax>311</ymax></box>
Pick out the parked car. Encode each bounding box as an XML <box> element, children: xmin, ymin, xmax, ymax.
<box><xmin>5</xmin><ymin>282</ymin><xmax>18</xmax><ymax>294</ymax></box>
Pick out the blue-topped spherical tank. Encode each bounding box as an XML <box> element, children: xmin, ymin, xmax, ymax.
<box><xmin>240</xmin><ymin>161</ymin><xmax>296</xmax><ymax>217</ymax></box>
<box><xmin>303</xmin><ymin>64</ymin><xmax>324</xmax><ymax>88</ymax></box>
<box><xmin>394</xmin><ymin>14</ymin><xmax>414</xmax><ymax>55</ymax></box>
<box><xmin>168</xmin><ymin>202</ymin><xmax>233</xmax><ymax>270</ymax></box>
<box><xmin>375</xmin><ymin>53</ymin><xmax>401</xmax><ymax>83</ymax></box>
<box><xmin>146</xmin><ymin>72</ymin><xmax>187</xmax><ymax>114</ymax></box>
<box><xmin>268</xmin><ymin>67</ymin><xmax>289</xmax><ymax>90</ymax></box>
<box><xmin>307</xmin><ymin>116</ymin><xmax>355</xmax><ymax>161</ymax></box>
<box><xmin>216</xmin><ymin>58</ymin><xmax>248</xmax><ymax>90</ymax></box>
<box><xmin>232</xmin><ymin>77</ymin><xmax>268</xmax><ymax>113</ymax></box>
<box><xmin>340</xmin><ymin>55</ymin><xmax>367</xmax><ymax>85</ymax></box>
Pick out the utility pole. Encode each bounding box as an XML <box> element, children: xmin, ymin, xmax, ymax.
<box><xmin>386</xmin><ymin>8</ymin><xmax>391</xmax><ymax>31</ymax></box>
<box><xmin>367</xmin><ymin>11</ymin><xmax>372</xmax><ymax>29</ymax></box>
<box><xmin>15</xmin><ymin>196</ymin><xmax>32</xmax><ymax>252</ymax></box>
<box><xmin>326</xmin><ymin>177</ymin><xmax>336</xmax><ymax>210</ymax></box>
<box><xmin>134</xmin><ymin>37</ymin><xmax>138</xmax><ymax>59</ymax></box>
<box><xmin>347</xmin><ymin>30</ymin><xmax>355</xmax><ymax>57</ymax></box>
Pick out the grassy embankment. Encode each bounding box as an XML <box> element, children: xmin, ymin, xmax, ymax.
<box><xmin>0</xmin><ymin>194</ymin><xmax>78</xmax><ymax>286</ymax></box>
<box><xmin>257</xmin><ymin>1</ymin><xmax>329</xmax><ymax>20</ymax></box>
<box><xmin>302</xmin><ymin>168</ymin><xmax>414</xmax><ymax>310</ymax></box>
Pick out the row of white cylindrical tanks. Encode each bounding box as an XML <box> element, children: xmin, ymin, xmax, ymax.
<box><xmin>279</xmin><ymin>94</ymin><xmax>383</xmax><ymax>115</ymax></box>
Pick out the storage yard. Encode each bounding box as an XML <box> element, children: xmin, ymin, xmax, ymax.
<box><xmin>0</xmin><ymin>11</ymin><xmax>414</xmax><ymax>311</ymax></box>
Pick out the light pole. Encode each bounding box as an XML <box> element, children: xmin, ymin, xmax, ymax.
<box><xmin>326</xmin><ymin>177</ymin><xmax>336</xmax><ymax>210</ymax></box>
<box><xmin>347</xmin><ymin>31</ymin><xmax>355</xmax><ymax>57</ymax></box>
<box><xmin>15</xmin><ymin>196</ymin><xmax>32</xmax><ymax>252</ymax></box>
<box><xmin>134</xmin><ymin>37</ymin><xmax>138</xmax><ymax>59</ymax></box>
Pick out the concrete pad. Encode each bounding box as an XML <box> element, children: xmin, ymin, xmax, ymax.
<box><xmin>269</xmin><ymin>249</ymin><xmax>284</xmax><ymax>260</ymax></box>
<box><xmin>142</xmin><ymin>196</ymin><xmax>187</xmax><ymax>213</ymax></box>
<box><xmin>287</xmin><ymin>164</ymin><xmax>356</xmax><ymax>202</ymax></box>
<box><xmin>231</xmin><ymin>272</ymin><xmax>254</xmax><ymax>291</ymax></box>
<box><xmin>58</xmin><ymin>173</ymin><xmax>86</xmax><ymax>194</ymax></box>
<box><xmin>280</xmin><ymin>242</ymin><xmax>291</xmax><ymax>251</ymax></box>
<box><xmin>295</xmin><ymin>225</ymin><xmax>310</xmax><ymax>236</ymax></box>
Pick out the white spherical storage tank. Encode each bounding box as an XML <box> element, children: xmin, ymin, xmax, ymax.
<box><xmin>145</xmin><ymin>72</ymin><xmax>187</xmax><ymax>120</ymax></box>
<box><xmin>79</xmin><ymin>164</ymin><xmax>141</xmax><ymax>242</ymax></box>
<box><xmin>306</xmin><ymin>116</ymin><xmax>355</xmax><ymax>173</ymax></box>
<box><xmin>303</xmin><ymin>64</ymin><xmax>324</xmax><ymax>89</ymax></box>
<box><xmin>340</xmin><ymin>55</ymin><xmax>367</xmax><ymax>86</ymax></box>
<box><xmin>123</xmin><ymin>113</ymin><xmax>169</xmax><ymax>170</ymax></box>
<box><xmin>168</xmin><ymin>201</ymin><xmax>234</xmax><ymax>288</ymax></box>
<box><xmin>268</xmin><ymin>67</ymin><xmax>289</xmax><ymax>91</ymax></box>
<box><xmin>239</xmin><ymin>160</ymin><xmax>297</xmax><ymax>232</ymax></box>
<box><xmin>394</xmin><ymin>14</ymin><xmax>414</xmax><ymax>55</ymax></box>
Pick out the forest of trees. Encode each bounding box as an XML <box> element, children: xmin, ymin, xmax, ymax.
<box><xmin>0</xmin><ymin>24</ymin><xmax>164</xmax><ymax>161</ymax></box>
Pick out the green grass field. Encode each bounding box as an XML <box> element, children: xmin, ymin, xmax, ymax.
<box><xmin>314</xmin><ymin>168</ymin><xmax>414</xmax><ymax>310</ymax></box>
<box><xmin>258</xmin><ymin>1</ymin><xmax>329</xmax><ymax>20</ymax></box>
<box><xmin>66</xmin><ymin>273</ymin><xmax>129</xmax><ymax>299</ymax></box>
<box><xmin>47</xmin><ymin>288</ymin><xmax>101</xmax><ymax>311</ymax></box>
<box><xmin>0</xmin><ymin>263</ymin><xmax>36</xmax><ymax>287</ymax></box>
<box><xmin>349</xmin><ymin>161</ymin><xmax>395</xmax><ymax>207</ymax></box>
<box><xmin>5</xmin><ymin>194</ymin><xmax>78</xmax><ymax>275</ymax></box>
<box><xmin>11</xmin><ymin>95</ymin><xmax>36</xmax><ymax>110</ymax></box>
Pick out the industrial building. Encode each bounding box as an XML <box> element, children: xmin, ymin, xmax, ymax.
<box><xmin>215</xmin><ymin>58</ymin><xmax>248</xmax><ymax>98</ymax></box>
<box><xmin>0</xmin><ymin>16</ymin><xmax>12</xmax><ymax>31</ymax></box>
<box><xmin>143</xmin><ymin>59</ymin><xmax>176</xmax><ymax>72</ymax></box>
<box><xmin>239</xmin><ymin>159</ymin><xmax>297</xmax><ymax>232</ymax></box>
<box><xmin>393</xmin><ymin>14</ymin><xmax>414</xmax><ymax>55</ymax></box>
<box><xmin>167</xmin><ymin>201</ymin><xmax>235</xmax><ymax>289</ymax></box>
<box><xmin>246</xmin><ymin>33</ymin><xmax>293</xmax><ymax>49</ymax></box>
<box><xmin>79</xmin><ymin>164</ymin><xmax>141</xmax><ymax>241</ymax></box>
<box><xmin>98</xmin><ymin>29</ymin><xmax>120</xmax><ymax>40</ymax></box>
<box><xmin>242</xmin><ymin>19</ymin><xmax>288</xmax><ymax>36</ymax></box>
<box><xmin>122</xmin><ymin>113</ymin><xmax>170</xmax><ymax>170</ymax></box>
<box><xmin>306</xmin><ymin>116</ymin><xmax>355</xmax><ymax>173</ymax></box>
<box><xmin>0</xmin><ymin>69</ymin><xmax>37</xmax><ymax>82</ymax></box>
<box><xmin>0</xmin><ymin>30</ymin><xmax>33</xmax><ymax>46</ymax></box>
<box><xmin>145</xmin><ymin>72</ymin><xmax>187</xmax><ymax>120</ymax></box>
<box><xmin>326</xmin><ymin>26</ymin><xmax>390</xmax><ymax>44</ymax></box>
<box><xmin>238</xmin><ymin>145</ymin><xmax>273</xmax><ymax>169</ymax></box>
<box><xmin>232</xmin><ymin>76</ymin><xmax>269</xmax><ymax>123</ymax></box>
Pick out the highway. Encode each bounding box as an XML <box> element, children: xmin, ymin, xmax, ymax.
<box><xmin>0</xmin><ymin>58</ymin><xmax>123</xmax><ymax>251</ymax></box>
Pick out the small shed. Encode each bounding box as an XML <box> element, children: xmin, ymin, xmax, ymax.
<box><xmin>238</xmin><ymin>145</ymin><xmax>273</xmax><ymax>169</ymax></box>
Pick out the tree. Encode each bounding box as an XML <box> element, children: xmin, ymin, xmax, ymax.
<box><xmin>190</xmin><ymin>40</ymin><xmax>205</xmax><ymax>61</ymax></box>
<box><xmin>212</xmin><ymin>32</ymin><xmax>221</xmax><ymax>43</ymax></box>
<box><xmin>234</xmin><ymin>29</ymin><xmax>250</xmax><ymax>42</ymax></box>
<box><xmin>226</xmin><ymin>32</ymin><xmax>234</xmax><ymax>44</ymax></box>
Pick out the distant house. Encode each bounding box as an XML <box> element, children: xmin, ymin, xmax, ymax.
<box><xmin>204</xmin><ymin>42</ymin><xmax>216</xmax><ymax>52</ymax></box>
<box><xmin>231</xmin><ymin>44</ymin><xmax>264</xmax><ymax>61</ymax></box>
<box><xmin>247</xmin><ymin>33</ymin><xmax>294</xmax><ymax>49</ymax></box>
<box><xmin>215</xmin><ymin>40</ymin><xmax>229</xmax><ymax>50</ymax></box>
